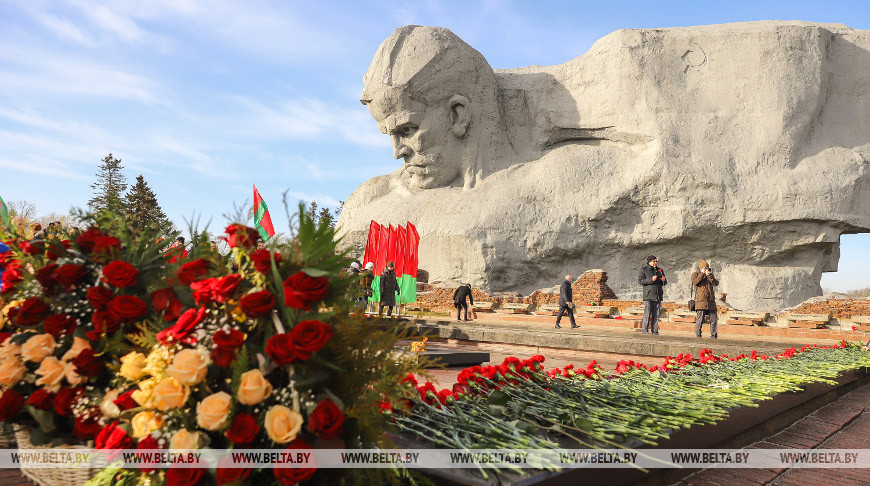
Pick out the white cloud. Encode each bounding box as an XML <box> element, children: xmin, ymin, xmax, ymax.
<box><xmin>32</xmin><ymin>12</ymin><xmax>95</xmax><ymax>46</ymax></box>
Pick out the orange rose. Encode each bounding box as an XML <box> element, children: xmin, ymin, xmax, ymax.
<box><xmin>61</xmin><ymin>337</ymin><xmax>91</xmax><ymax>362</ymax></box>
<box><xmin>131</xmin><ymin>411</ymin><xmax>165</xmax><ymax>439</ymax></box>
<box><xmin>0</xmin><ymin>357</ymin><xmax>26</xmax><ymax>388</ymax></box>
<box><xmin>0</xmin><ymin>341</ymin><xmax>20</xmax><ymax>361</ymax></box>
<box><xmin>237</xmin><ymin>369</ymin><xmax>273</xmax><ymax>405</ymax></box>
<box><xmin>166</xmin><ymin>349</ymin><xmax>209</xmax><ymax>386</ymax></box>
<box><xmin>64</xmin><ymin>361</ymin><xmax>86</xmax><ymax>386</ymax></box>
<box><xmin>263</xmin><ymin>405</ymin><xmax>303</xmax><ymax>444</ymax></box>
<box><xmin>196</xmin><ymin>392</ymin><xmax>232</xmax><ymax>431</ymax></box>
<box><xmin>151</xmin><ymin>377</ymin><xmax>190</xmax><ymax>411</ymax></box>
<box><xmin>169</xmin><ymin>429</ymin><xmax>204</xmax><ymax>450</ymax></box>
<box><xmin>21</xmin><ymin>334</ymin><xmax>56</xmax><ymax>362</ymax></box>
<box><xmin>100</xmin><ymin>390</ymin><xmax>121</xmax><ymax>418</ymax></box>
<box><xmin>119</xmin><ymin>351</ymin><xmax>147</xmax><ymax>380</ymax></box>
<box><xmin>34</xmin><ymin>357</ymin><xmax>65</xmax><ymax>391</ymax></box>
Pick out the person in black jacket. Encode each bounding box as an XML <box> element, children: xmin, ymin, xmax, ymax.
<box><xmin>453</xmin><ymin>283</ymin><xmax>474</xmax><ymax>321</ymax></box>
<box><xmin>638</xmin><ymin>255</ymin><xmax>667</xmax><ymax>335</ymax></box>
<box><xmin>379</xmin><ymin>261</ymin><xmax>400</xmax><ymax>317</ymax></box>
<box><xmin>555</xmin><ymin>275</ymin><xmax>578</xmax><ymax>329</ymax></box>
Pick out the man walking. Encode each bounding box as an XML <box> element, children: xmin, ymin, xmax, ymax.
<box><xmin>453</xmin><ymin>283</ymin><xmax>474</xmax><ymax>321</ymax></box>
<box><xmin>555</xmin><ymin>275</ymin><xmax>578</xmax><ymax>329</ymax></box>
<box><xmin>692</xmin><ymin>260</ymin><xmax>719</xmax><ymax>338</ymax></box>
<box><xmin>638</xmin><ymin>256</ymin><xmax>666</xmax><ymax>334</ymax></box>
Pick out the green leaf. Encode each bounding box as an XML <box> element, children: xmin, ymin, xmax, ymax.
<box><xmin>573</xmin><ymin>417</ymin><xmax>594</xmax><ymax>431</ymax></box>
<box><xmin>25</xmin><ymin>406</ymin><xmax>56</xmax><ymax>434</ymax></box>
<box><xmin>27</xmin><ymin>427</ymin><xmax>51</xmax><ymax>446</ymax></box>
<box><xmin>486</xmin><ymin>404</ymin><xmax>505</xmax><ymax>417</ymax></box>
<box><xmin>301</xmin><ymin>267</ymin><xmax>330</xmax><ymax>277</ymax></box>
<box><xmin>487</xmin><ymin>389</ymin><xmax>510</xmax><ymax>406</ymax></box>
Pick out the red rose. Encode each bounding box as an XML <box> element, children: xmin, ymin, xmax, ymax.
<box><xmin>250</xmin><ymin>249</ymin><xmax>283</xmax><ymax>274</ymax></box>
<box><xmin>114</xmin><ymin>390</ymin><xmax>138</xmax><ymax>411</ymax></box>
<box><xmin>2</xmin><ymin>262</ymin><xmax>23</xmax><ymax>289</ymax></box>
<box><xmin>72</xmin><ymin>348</ymin><xmax>104</xmax><ymax>377</ymax></box>
<box><xmin>87</xmin><ymin>286</ymin><xmax>115</xmax><ymax>310</ymax></box>
<box><xmin>265</xmin><ymin>333</ymin><xmax>295</xmax><ymax>365</ymax></box>
<box><xmin>26</xmin><ymin>389</ymin><xmax>56</xmax><ymax>411</ymax></box>
<box><xmin>150</xmin><ymin>287</ymin><xmax>177</xmax><ymax>311</ymax></box>
<box><xmin>21</xmin><ymin>240</ymin><xmax>45</xmax><ymax>255</ymax></box>
<box><xmin>95</xmin><ymin>421</ymin><xmax>134</xmax><ymax>450</ymax></box>
<box><xmin>35</xmin><ymin>263</ymin><xmax>59</xmax><ymax>289</ymax></box>
<box><xmin>92</xmin><ymin>236</ymin><xmax>121</xmax><ymax>262</ymax></box>
<box><xmin>0</xmin><ymin>389</ymin><xmax>24</xmax><ymax>421</ymax></box>
<box><xmin>239</xmin><ymin>290</ymin><xmax>276</xmax><ymax>317</ymax></box>
<box><xmin>274</xmin><ymin>440</ymin><xmax>316</xmax><ymax>485</ymax></box>
<box><xmin>101</xmin><ymin>260</ymin><xmax>139</xmax><ymax>288</ymax></box>
<box><xmin>55</xmin><ymin>264</ymin><xmax>88</xmax><ymax>286</ymax></box>
<box><xmin>283</xmin><ymin>271</ymin><xmax>329</xmax><ymax>310</ymax></box>
<box><xmin>191</xmin><ymin>274</ymin><xmax>241</xmax><ymax>304</ymax></box>
<box><xmin>288</xmin><ymin>320</ymin><xmax>333</xmax><ymax>361</ymax></box>
<box><xmin>177</xmin><ymin>259</ymin><xmax>210</xmax><ymax>286</ymax></box>
<box><xmin>73</xmin><ymin>409</ymin><xmax>102</xmax><ymax>439</ymax></box>
<box><xmin>308</xmin><ymin>398</ymin><xmax>344</xmax><ymax>440</ymax></box>
<box><xmin>136</xmin><ymin>434</ymin><xmax>161</xmax><ymax>473</ymax></box>
<box><xmin>216</xmin><ymin>274</ymin><xmax>241</xmax><ymax>301</ymax></box>
<box><xmin>163</xmin><ymin>299</ymin><xmax>183</xmax><ymax>321</ymax></box>
<box><xmin>211</xmin><ymin>329</ymin><xmax>244</xmax><ymax>367</ymax></box>
<box><xmin>216</xmin><ymin>455</ymin><xmax>251</xmax><ymax>485</ymax></box>
<box><xmin>54</xmin><ymin>387</ymin><xmax>84</xmax><ymax>416</ymax></box>
<box><xmin>107</xmin><ymin>295</ymin><xmax>148</xmax><ymax>322</ymax></box>
<box><xmin>223</xmin><ymin>224</ymin><xmax>259</xmax><ymax>249</ymax></box>
<box><xmin>43</xmin><ymin>313</ymin><xmax>77</xmax><ymax>338</ymax></box>
<box><xmin>13</xmin><ymin>297</ymin><xmax>50</xmax><ymax>327</ymax></box>
<box><xmin>45</xmin><ymin>239</ymin><xmax>71</xmax><ymax>261</ymax></box>
<box><xmin>157</xmin><ymin>307</ymin><xmax>207</xmax><ymax>344</ymax></box>
<box><xmin>76</xmin><ymin>227</ymin><xmax>104</xmax><ymax>253</ymax></box>
<box><xmin>166</xmin><ymin>466</ymin><xmax>205</xmax><ymax>486</ymax></box>
<box><xmin>225</xmin><ymin>412</ymin><xmax>260</xmax><ymax>445</ymax></box>
<box><xmin>87</xmin><ymin>310</ymin><xmax>121</xmax><ymax>339</ymax></box>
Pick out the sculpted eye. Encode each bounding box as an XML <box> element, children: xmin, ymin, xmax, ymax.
<box><xmin>397</xmin><ymin>125</ymin><xmax>417</xmax><ymax>137</ymax></box>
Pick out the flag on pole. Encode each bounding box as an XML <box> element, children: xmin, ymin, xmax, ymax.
<box><xmin>364</xmin><ymin>222</ymin><xmax>381</xmax><ymax>304</ymax></box>
<box><xmin>0</xmin><ymin>195</ymin><xmax>10</xmax><ymax>228</ymax></box>
<box><xmin>399</xmin><ymin>222</ymin><xmax>420</xmax><ymax>303</ymax></box>
<box><xmin>252</xmin><ymin>184</ymin><xmax>276</xmax><ymax>241</ymax></box>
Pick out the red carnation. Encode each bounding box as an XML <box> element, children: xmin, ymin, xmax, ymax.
<box><xmin>225</xmin><ymin>413</ymin><xmax>260</xmax><ymax>445</ymax></box>
<box><xmin>72</xmin><ymin>348</ymin><xmax>104</xmax><ymax>377</ymax></box>
<box><xmin>0</xmin><ymin>389</ymin><xmax>24</xmax><ymax>421</ymax></box>
<box><xmin>282</xmin><ymin>271</ymin><xmax>329</xmax><ymax>310</ymax></box>
<box><xmin>76</xmin><ymin>227</ymin><xmax>104</xmax><ymax>253</ymax></box>
<box><xmin>43</xmin><ymin>313</ymin><xmax>77</xmax><ymax>338</ymax></box>
<box><xmin>308</xmin><ymin>398</ymin><xmax>344</xmax><ymax>440</ymax></box>
<box><xmin>54</xmin><ymin>387</ymin><xmax>84</xmax><ymax>416</ymax></box>
<box><xmin>12</xmin><ymin>297</ymin><xmax>50</xmax><ymax>327</ymax></box>
<box><xmin>166</xmin><ymin>465</ymin><xmax>205</xmax><ymax>486</ymax></box>
<box><xmin>223</xmin><ymin>224</ymin><xmax>259</xmax><ymax>249</ymax></box>
<box><xmin>211</xmin><ymin>329</ymin><xmax>244</xmax><ymax>367</ymax></box>
<box><xmin>55</xmin><ymin>264</ymin><xmax>88</xmax><ymax>286</ymax></box>
<box><xmin>239</xmin><ymin>290</ymin><xmax>276</xmax><ymax>317</ymax></box>
<box><xmin>177</xmin><ymin>259</ymin><xmax>210</xmax><ymax>286</ymax></box>
<box><xmin>113</xmin><ymin>390</ymin><xmax>138</xmax><ymax>411</ymax></box>
<box><xmin>26</xmin><ymin>389</ymin><xmax>56</xmax><ymax>411</ymax></box>
<box><xmin>87</xmin><ymin>286</ymin><xmax>115</xmax><ymax>310</ymax></box>
<box><xmin>157</xmin><ymin>307</ymin><xmax>207</xmax><ymax>344</ymax></box>
<box><xmin>95</xmin><ymin>421</ymin><xmax>134</xmax><ymax>450</ymax></box>
<box><xmin>274</xmin><ymin>440</ymin><xmax>316</xmax><ymax>484</ymax></box>
<box><xmin>107</xmin><ymin>295</ymin><xmax>148</xmax><ymax>322</ymax></box>
<box><xmin>249</xmin><ymin>249</ymin><xmax>283</xmax><ymax>274</ymax></box>
<box><xmin>101</xmin><ymin>260</ymin><xmax>139</xmax><ymax>288</ymax></box>
<box><xmin>191</xmin><ymin>274</ymin><xmax>241</xmax><ymax>304</ymax></box>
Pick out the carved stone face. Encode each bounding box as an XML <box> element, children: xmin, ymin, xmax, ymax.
<box><xmin>368</xmin><ymin>91</ymin><xmax>464</xmax><ymax>189</ymax></box>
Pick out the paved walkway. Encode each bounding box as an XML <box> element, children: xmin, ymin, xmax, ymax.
<box><xmin>676</xmin><ymin>382</ymin><xmax>870</xmax><ymax>485</ymax></box>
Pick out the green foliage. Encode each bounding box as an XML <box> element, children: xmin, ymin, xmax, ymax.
<box><xmin>304</xmin><ymin>200</ymin><xmax>343</xmax><ymax>230</ymax></box>
<box><xmin>124</xmin><ymin>174</ymin><xmax>175</xmax><ymax>238</ymax></box>
<box><xmin>88</xmin><ymin>154</ymin><xmax>127</xmax><ymax>219</ymax></box>
<box><xmin>85</xmin><ymin>465</ymin><xmax>145</xmax><ymax>486</ymax></box>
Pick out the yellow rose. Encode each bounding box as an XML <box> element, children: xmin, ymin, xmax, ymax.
<box><xmin>142</xmin><ymin>348</ymin><xmax>169</xmax><ymax>377</ymax></box>
<box><xmin>131</xmin><ymin>411</ymin><xmax>165</xmax><ymax>439</ymax></box>
<box><xmin>34</xmin><ymin>356</ymin><xmax>65</xmax><ymax>391</ymax></box>
<box><xmin>20</xmin><ymin>334</ymin><xmax>56</xmax><ymax>362</ymax></box>
<box><xmin>0</xmin><ymin>357</ymin><xmax>26</xmax><ymax>388</ymax></box>
<box><xmin>64</xmin><ymin>361</ymin><xmax>86</xmax><ymax>386</ymax></box>
<box><xmin>131</xmin><ymin>388</ymin><xmax>155</xmax><ymax>409</ymax></box>
<box><xmin>119</xmin><ymin>351</ymin><xmax>147</xmax><ymax>381</ymax></box>
<box><xmin>237</xmin><ymin>369</ymin><xmax>273</xmax><ymax>405</ymax></box>
<box><xmin>169</xmin><ymin>429</ymin><xmax>203</xmax><ymax>450</ymax></box>
<box><xmin>263</xmin><ymin>405</ymin><xmax>303</xmax><ymax>444</ymax></box>
<box><xmin>61</xmin><ymin>337</ymin><xmax>91</xmax><ymax>362</ymax></box>
<box><xmin>195</xmin><ymin>392</ymin><xmax>232</xmax><ymax>431</ymax></box>
<box><xmin>151</xmin><ymin>377</ymin><xmax>190</xmax><ymax>411</ymax></box>
<box><xmin>100</xmin><ymin>390</ymin><xmax>121</xmax><ymax>418</ymax></box>
<box><xmin>0</xmin><ymin>340</ymin><xmax>20</xmax><ymax>361</ymax></box>
<box><xmin>166</xmin><ymin>349</ymin><xmax>209</xmax><ymax>386</ymax></box>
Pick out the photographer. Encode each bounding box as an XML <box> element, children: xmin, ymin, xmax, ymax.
<box><xmin>638</xmin><ymin>256</ymin><xmax>666</xmax><ymax>335</ymax></box>
<box><xmin>691</xmin><ymin>260</ymin><xmax>719</xmax><ymax>338</ymax></box>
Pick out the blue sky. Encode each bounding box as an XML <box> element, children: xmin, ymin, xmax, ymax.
<box><xmin>1</xmin><ymin>0</ymin><xmax>868</xmax><ymax>291</ymax></box>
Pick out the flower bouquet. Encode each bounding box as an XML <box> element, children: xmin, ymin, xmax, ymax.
<box><xmin>0</xmin><ymin>206</ymin><xmax>426</xmax><ymax>485</ymax></box>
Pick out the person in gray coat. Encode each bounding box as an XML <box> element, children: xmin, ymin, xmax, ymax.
<box><xmin>638</xmin><ymin>255</ymin><xmax>666</xmax><ymax>334</ymax></box>
<box><xmin>555</xmin><ymin>275</ymin><xmax>578</xmax><ymax>329</ymax></box>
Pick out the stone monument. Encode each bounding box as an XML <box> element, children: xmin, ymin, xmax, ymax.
<box><xmin>337</xmin><ymin>22</ymin><xmax>870</xmax><ymax>310</ymax></box>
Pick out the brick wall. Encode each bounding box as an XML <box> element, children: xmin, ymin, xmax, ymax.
<box><xmin>791</xmin><ymin>299</ymin><xmax>870</xmax><ymax>319</ymax></box>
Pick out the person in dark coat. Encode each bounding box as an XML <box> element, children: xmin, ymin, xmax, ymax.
<box><xmin>360</xmin><ymin>262</ymin><xmax>375</xmax><ymax>312</ymax></box>
<box><xmin>638</xmin><ymin>255</ymin><xmax>666</xmax><ymax>335</ymax></box>
<box><xmin>453</xmin><ymin>283</ymin><xmax>474</xmax><ymax>321</ymax></box>
<box><xmin>692</xmin><ymin>260</ymin><xmax>719</xmax><ymax>338</ymax></box>
<box><xmin>379</xmin><ymin>261</ymin><xmax>400</xmax><ymax>317</ymax></box>
<box><xmin>555</xmin><ymin>275</ymin><xmax>577</xmax><ymax>329</ymax></box>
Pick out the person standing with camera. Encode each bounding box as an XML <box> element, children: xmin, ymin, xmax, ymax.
<box><xmin>638</xmin><ymin>256</ymin><xmax>667</xmax><ymax>334</ymax></box>
<box><xmin>692</xmin><ymin>260</ymin><xmax>719</xmax><ymax>338</ymax></box>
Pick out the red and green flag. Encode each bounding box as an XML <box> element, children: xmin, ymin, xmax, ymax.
<box><xmin>0</xmin><ymin>195</ymin><xmax>10</xmax><ymax>229</ymax></box>
<box><xmin>363</xmin><ymin>220</ymin><xmax>420</xmax><ymax>306</ymax></box>
<box><xmin>252</xmin><ymin>184</ymin><xmax>275</xmax><ymax>241</ymax></box>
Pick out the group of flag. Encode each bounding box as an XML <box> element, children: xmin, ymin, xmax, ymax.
<box><xmin>364</xmin><ymin>221</ymin><xmax>420</xmax><ymax>304</ymax></box>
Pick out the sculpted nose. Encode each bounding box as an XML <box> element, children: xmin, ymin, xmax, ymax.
<box><xmin>391</xmin><ymin>135</ymin><xmax>412</xmax><ymax>160</ymax></box>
